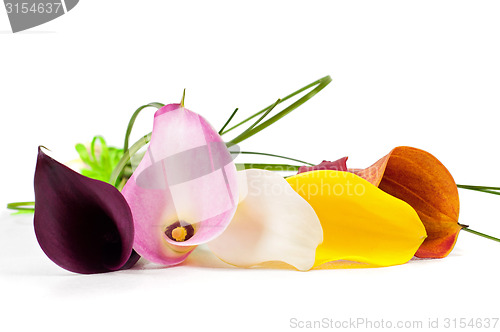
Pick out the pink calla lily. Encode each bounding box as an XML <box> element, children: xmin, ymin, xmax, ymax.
<box><xmin>122</xmin><ymin>103</ymin><xmax>238</xmax><ymax>266</ymax></box>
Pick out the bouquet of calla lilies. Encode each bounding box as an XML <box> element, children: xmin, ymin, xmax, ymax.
<box><xmin>8</xmin><ymin>75</ymin><xmax>500</xmax><ymax>274</ymax></box>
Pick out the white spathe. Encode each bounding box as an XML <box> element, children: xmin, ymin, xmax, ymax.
<box><xmin>208</xmin><ymin>169</ymin><xmax>323</xmax><ymax>271</ymax></box>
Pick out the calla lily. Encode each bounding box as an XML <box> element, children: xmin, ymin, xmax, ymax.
<box><xmin>122</xmin><ymin>103</ymin><xmax>238</xmax><ymax>266</ymax></box>
<box><xmin>207</xmin><ymin>169</ymin><xmax>323</xmax><ymax>271</ymax></box>
<box><xmin>34</xmin><ymin>148</ymin><xmax>139</xmax><ymax>274</ymax></box>
<box><xmin>351</xmin><ymin>146</ymin><xmax>461</xmax><ymax>258</ymax></box>
<box><xmin>286</xmin><ymin>170</ymin><xmax>427</xmax><ymax>267</ymax></box>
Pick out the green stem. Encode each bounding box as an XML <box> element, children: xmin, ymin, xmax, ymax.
<box><xmin>236</xmin><ymin>163</ymin><xmax>301</xmax><ymax>172</ymax></box>
<box><xmin>218</xmin><ymin>108</ymin><xmax>239</xmax><ymax>135</ymax></box>
<box><xmin>234</xmin><ymin>99</ymin><xmax>281</xmax><ymax>140</ymax></box>
<box><xmin>6</xmin><ymin>201</ymin><xmax>35</xmax><ymax>212</ymax></box>
<box><xmin>232</xmin><ymin>151</ymin><xmax>314</xmax><ymax>166</ymax></box>
<box><xmin>457</xmin><ymin>184</ymin><xmax>500</xmax><ymax>190</ymax></box>
<box><xmin>110</xmin><ymin>133</ymin><xmax>152</xmax><ymax>188</ymax></box>
<box><xmin>222</xmin><ymin>75</ymin><xmax>332</xmax><ymax>145</ymax></box>
<box><xmin>180</xmin><ymin>89</ymin><xmax>186</xmax><ymax>107</ymax></box>
<box><xmin>457</xmin><ymin>184</ymin><xmax>500</xmax><ymax>196</ymax></box>
<box><xmin>123</xmin><ymin>103</ymin><xmax>164</xmax><ymax>152</ymax></box>
<box><xmin>461</xmin><ymin>227</ymin><xmax>500</xmax><ymax>242</ymax></box>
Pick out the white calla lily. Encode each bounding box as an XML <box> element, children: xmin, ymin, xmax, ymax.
<box><xmin>208</xmin><ymin>169</ymin><xmax>323</xmax><ymax>271</ymax></box>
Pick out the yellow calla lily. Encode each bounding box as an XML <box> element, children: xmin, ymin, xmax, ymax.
<box><xmin>286</xmin><ymin>170</ymin><xmax>427</xmax><ymax>267</ymax></box>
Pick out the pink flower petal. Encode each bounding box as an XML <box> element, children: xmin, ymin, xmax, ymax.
<box><xmin>122</xmin><ymin>104</ymin><xmax>238</xmax><ymax>266</ymax></box>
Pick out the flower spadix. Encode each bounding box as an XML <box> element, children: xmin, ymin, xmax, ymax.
<box><xmin>122</xmin><ymin>103</ymin><xmax>238</xmax><ymax>266</ymax></box>
<box><xmin>34</xmin><ymin>148</ymin><xmax>138</xmax><ymax>274</ymax></box>
<box><xmin>286</xmin><ymin>170</ymin><xmax>427</xmax><ymax>267</ymax></box>
<box><xmin>208</xmin><ymin>169</ymin><xmax>323</xmax><ymax>271</ymax></box>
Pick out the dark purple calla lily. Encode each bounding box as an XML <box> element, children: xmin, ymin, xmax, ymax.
<box><xmin>34</xmin><ymin>148</ymin><xmax>139</xmax><ymax>274</ymax></box>
<box><xmin>297</xmin><ymin>157</ymin><xmax>349</xmax><ymax>174</ymax></box>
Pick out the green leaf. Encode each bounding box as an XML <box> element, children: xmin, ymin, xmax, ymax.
<box><xmin>74</xmin><ymin>136</ymin><xmax>124</xmax><ymax>184</ymax></box>
<box><xmin>75</xmin><ymin>143</ymin><xmax>98</xmax><ymax>169</ymax></box>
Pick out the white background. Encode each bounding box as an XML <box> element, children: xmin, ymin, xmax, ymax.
<box><xmin>1</xmin><ymin>1</ymin><xmax>500</xmax><ymax>331</ymax></box>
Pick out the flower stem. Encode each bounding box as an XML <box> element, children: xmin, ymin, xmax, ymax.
<box><xmin>236</xmin><ymin>163</ymin><xmax>301</xmax><ymax>172</ymax></box>
<box><xmin>235</xmin><ymin>99</ymin><xmax>281</xmax><ymax>139</ymax></box>
<box><xmin>457</xmin><ymin>184</ymin><xmax>500</xmax><ymax>190</ymax></box>
<box><xmin>218</xmin><ymin>108</ymin><xmax>239</xmax><ymax>135</ymax></box>
<box><xmin>110</xmin><ymin>133</ymin><xmax>152</xmax><ymax>188</ymax></box>
<box><xmin>461</xmin><ymin>226</ymin><xmax>500</xmax><ymax>242</ymax></box>
<box><xmin>457</xmin><ymin>184</ymin><xmax>500</xmax><ymax>195</ymax></box>
<box><xmin>232</xmin><ymin>151</ymin><xmax>314</xmax><ymax>166</ymax></box>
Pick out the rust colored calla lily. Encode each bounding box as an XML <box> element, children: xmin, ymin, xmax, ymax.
<box><xmin>351</xmin><ymin>146</ymin><xmax>461</xmax><ymax>258</ymax></box>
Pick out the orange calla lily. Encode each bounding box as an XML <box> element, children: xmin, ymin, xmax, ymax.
<box><xmin>352</xmin><ymin>146</ymin><xmax>462</xmax><ymax>258</ymax></box>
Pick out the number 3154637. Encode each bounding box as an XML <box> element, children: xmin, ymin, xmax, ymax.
<box><xmin>5</xmin><ymin>2</ymin><xmax>63</xmax><ymax>14</ymax></box>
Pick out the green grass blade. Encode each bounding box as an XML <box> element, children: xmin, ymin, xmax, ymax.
<box><xmin>221</xmin><ymin>75</ymin><xmax>331</xmax><ymax>136</ymax></box>
<box><xmin>227</xmin><ymin>75</ymin><xmax>332</xmax><ymax>145</ymax></box>
<box><xmin>123</xmin><ymin>103</ymin><xmax>164</xmax><ymax>153</ymax></box>
<box><xmin>6</xmin><ymin>201</ymin><xmax>35</xmax><ymax>212</ymax></box>
<box><xmin>236</xmin><ymin>163</ymin><xmax>300</xmax><ymax>171</ymax></box>
<box><xmin>233</xmin><ymin>99</ymin><xmax>280</xmax><ymax>141</ymax></box>
<box><xmin>462</xmin><ymin>227</ymin><xmax>500</xmax><ymax>242</ymax></box>
<box><xmin>457</xmin><ymin>185</ymin><xmax>500</xmax><ymax>195</ymax></box>
<box><xmin>111</xmin><ymin>133</ymin><xmax>152</xmax><ymax>188</ymax></box>
<box><xmin>457</xmin><ymin>184</ymin><xmax>500</xmax><ymax>191</ymax></box>
<box><xmin>218</xmin><ymin>108</ymin><xmax>239</xmax><ymax>135</ymax></box>
<box><xmin>232</xmin><ymin>150</ymin><xmax>314</xmax><ymax>166</ymax></box>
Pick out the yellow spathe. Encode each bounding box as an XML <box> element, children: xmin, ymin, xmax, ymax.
<box><xmin>286</xmin><ymin>170</ymin><xmax>427</xmax><ymax>267</ymax></box>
